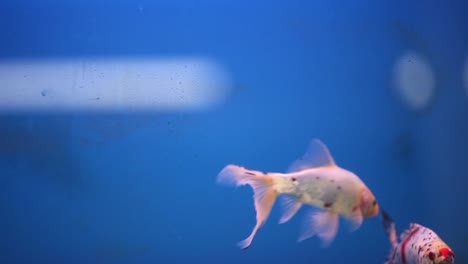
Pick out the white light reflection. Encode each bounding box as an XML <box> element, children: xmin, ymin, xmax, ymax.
<box><xmin>393</xmin><ymin>52</ymin><xmax>435</xmax><ymax>111</ymax></box>
<box><xmin>464</xmin><ymin>56</ymin><xmax>468</xmax><ymax>98</ymax></box>
<box><xmin>0</xmin><ymin>57</ymin><xmax>232</xmax><ymax>112</ymax></box>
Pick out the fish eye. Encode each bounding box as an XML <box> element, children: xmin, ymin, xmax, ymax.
<box><xmin>428</xmin><ymin>252</ymin><xmax>435</xmax><ymax>260</ymax></box>
<box><xmin>372</xmin><ymin>200</ymin><xmax>377</xmax><ymax>206</ymax></box>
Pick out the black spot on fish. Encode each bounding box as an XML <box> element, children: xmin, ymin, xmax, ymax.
<box><xmin>245</xmin><ymin>172</ymin><xmax>255</xmax><ymax>176</ymax></box>
<box><xmin>262</xmin><ymin>172</ymin><xmax>267</xmax><ymax>175</ymax></box>
<box><xmin>324</xmin><ymin>202</ymin><xmax>332</xmax><ymax>208</ymax></box>
<box><xmin>291</xmin><ymin>177</ymin><xmax>297</xmax><ymax>182</ymax></box>
<box><xmin>337</xmin><ymin>186</ymin><xmax>342</xmax><ymax>190</ymax></box>
<box><xmin>315</xmin><ymin>176</ymin><xmax>320</xmax><ymax>179</ymax></box>
<box><xmin>330</xmin><ymin>179</ymin><xmax>334</xmax><ymax>182</ymax></box>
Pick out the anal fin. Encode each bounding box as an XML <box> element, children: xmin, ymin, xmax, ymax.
<box><xmin>279</xmin><ymin>196</ymin><xmax>302</xmax><ymax>224</ymax></box>
<box><xmin>298</xmin><ymin>209</ymin><xmax>339</xmax><ymax>247</ymax></box>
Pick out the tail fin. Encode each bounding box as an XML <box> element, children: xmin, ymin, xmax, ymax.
<box><xmin>381</xmin><ymin>209</ymin><xmax>398</xmax><ymax>248</ymax></box>
<box><xmin>217</xmin><ymin>165</ymin><xmax>278</xmax><ymax>249</ymax></box>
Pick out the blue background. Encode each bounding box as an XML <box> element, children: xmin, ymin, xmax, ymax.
<box><xmin>0</xmin><ymin>0</ymin><xmax>467</xmax><ymax>263</ymax></box>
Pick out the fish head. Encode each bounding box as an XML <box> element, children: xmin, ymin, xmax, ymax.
<box><xmin>423</xmin><ymin>243</ymin><xmax>454</xmax><ymax>264</ymax></box>
<box><xmin>360</xmin><ymin>188</ymin><xmax>379</xmax><ymax>218</ymax></box>
<box><xmin>434</xmin><ymin>247</ymin><xmax>455</xmax><ymax>264</ymax></box>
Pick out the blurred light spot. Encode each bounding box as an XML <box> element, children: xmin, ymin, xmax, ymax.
<box><xmin>136</xmin><ymin>3</ymin><xmax>144</xmax><ymax>13</ymax></box>
<box><xmin>393</xmin><ymin>52</ymin><xmax>435</xmax><ymax>111</ymax></box>
<box><xmin>0</xmin><ymin>57</ymin><xmax>232</xmax><ymax>113</ymax></box>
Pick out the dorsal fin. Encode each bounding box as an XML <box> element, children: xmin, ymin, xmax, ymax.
<box><xmin>381</xmin><ymin>209</ymin><xmax>398</xmax><ymax>248</ymax></box>
<box><xmin>400</xmin><ymin>223</ymin><xmax>422</xmax><ymax>241</ymax></box>
<box><xmin>288</xmin><ymin>139</ymin><xmax>336</xmax><ymax>173</ymax></box>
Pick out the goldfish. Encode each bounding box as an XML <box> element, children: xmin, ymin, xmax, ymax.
<box><xmin>382</xmin><ymin>210</ymin><xmax>455</xmax><ymax>264</ymax></box>
<box><xmin>217</xmin><ymin>139</ymin><xmax>379</xmax><ymax>249</ymax></box>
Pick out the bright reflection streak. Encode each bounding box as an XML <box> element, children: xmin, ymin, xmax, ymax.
<box><xmin>464</xmin><ymin>57</ymin><xmax>468</xmax><ymax>98</ymax></box>
<box><xmin>0</xmin><ymin>57</ymin><xmax>232</xmax><ymax>112</ymax></box>
<box><xmin>393</xmin><ymin>52</ymin><xmax>435</xmax><ymax>111</ymax></box>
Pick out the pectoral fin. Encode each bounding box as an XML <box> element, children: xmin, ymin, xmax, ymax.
<box><xmin>298</xmin><ymin>209</ymin><xmax>339</xmax><ymax>247</ymax></box>
<box><xmin>346</xmin><ymin>210</ymin><xmax>363</xmax><ymax>232</ymax></box>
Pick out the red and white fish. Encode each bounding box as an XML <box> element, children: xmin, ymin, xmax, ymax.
<box><xmin>217</xmin><ymin>139</ymin><xmax>379</xmax><ymax>249</ymax></box>
<box><xmin>382</xmin><ymin>210</ymin><xmax>455</xmax><ymax>264</ymax></box>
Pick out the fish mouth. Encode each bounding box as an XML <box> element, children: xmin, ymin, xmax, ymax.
<box><xmin>438</xmin><ymin>256</ymin><xmax>454</xmax><ymax>264</ymax></box>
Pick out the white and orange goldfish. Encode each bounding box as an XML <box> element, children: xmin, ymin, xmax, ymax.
<box><xmin>217</xmin><ymin>139</ymin><xmax>379</xmax><ymax>249</ymax></box>
<box><xmin>382</xmin><ymin>210</ymin><xmax>455</xmax><ymax>264</ymax></box>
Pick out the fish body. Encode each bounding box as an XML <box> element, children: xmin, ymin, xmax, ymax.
<box><xmin>382</xmin><ymin>210</ymin><xmax>455</xmax><ymax>264</ymax></box>
<box><xmin>277</xmin><ymin>166</ymin><xmax>372</xmax><ymax>218</ymax></box>
<box><xmin>217</xmin><ymin>139</ymin><xmax>379</xmax><ymax>249</ymax></box>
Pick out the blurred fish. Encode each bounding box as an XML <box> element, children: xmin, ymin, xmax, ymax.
<box><xmin>382</xmin><ymin>210</ymin><xmax>454</xmax><ymax>264</ymax></box>
<box><xmin>217</xmin><ymin>139</ymin><xmax>379</xmax><ymax>249</ymax></box>
<box><xmin>0</xmin><ymin>115</ymin><xmax>86</xmax><ymax>195</ymax></box>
